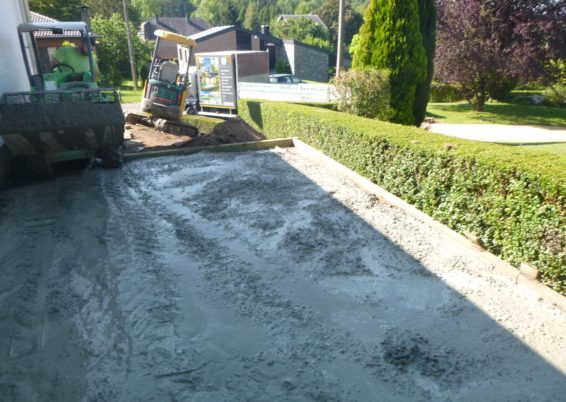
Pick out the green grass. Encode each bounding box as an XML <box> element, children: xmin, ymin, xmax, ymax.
<box><xmin>118</xmin><ymin>89</ymin><xmax>143</xmax><ymax>104</ymax></box>
<box><xmin>115</xmin><ymin>80</ymin><xmax>143</xmax><ymax>104</ymax></box>
<box><xmin>426</xmin><ymin>101</ymin><xmax>566</xmax><ymax>126</ymax></box>
<box><xmin>512</xmin><ymin>143</ymin><xmax>566</xmax><ymax>157</ymax></box>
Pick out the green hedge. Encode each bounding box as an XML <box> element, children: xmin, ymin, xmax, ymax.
<box><xmin>181</xmin><ymin>115</ymin><xmax>223</xmax><ymax>135</ymax></box>
<box><xmin>430</xmin><ymin>82</ymin><xmax>464</xmax><ymax>102</ymax></box>
<box><xmin>239</xmin><ymin>99</ymin><xmax>566</xmax><ymax>294</ymax></box>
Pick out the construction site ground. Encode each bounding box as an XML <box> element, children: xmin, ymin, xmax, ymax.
<box><xmin>0</xmin><ymin>148</ymin><xmax>565</xmax><ymax>401</ymax></box>
<box><xmin>124</xmin><ymin>117</ymin><xmax>265</xmax><ymax>153</ymax></box>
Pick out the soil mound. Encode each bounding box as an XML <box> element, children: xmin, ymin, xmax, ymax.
<box><xmin>188</xmin><ymin>118</ymin><xmax>266</xmax><ymax>147</ymax></box>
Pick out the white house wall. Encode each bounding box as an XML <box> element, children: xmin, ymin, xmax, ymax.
<box><xmin>0</xmin><ymin>0</ymin><xmax>30</xmax><ymax>96</ymax></box>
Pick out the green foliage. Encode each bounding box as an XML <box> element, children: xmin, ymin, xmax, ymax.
<box><xmin>238</xmin><ymin>99</ymin><xmax>566</xmax><ymax>294</ymax></box>
<box><xmin>192</xmin><ymin>0</ymin><xmax>238</xmax><ymax>25</ymax></box>
<box><xmin>30</xmin><ymin>0</ymin><xmax>82</xmax><ymax>20</ymax></box>
<box><xmin>132</xmin><ymin>0</ymin><xmax>195</xmax><ymax>20</ymax></box>
<box><xmin>413</xmin><ymin>0</ymin><xmax>436</xmax><ymax>126</ymax></box>
<box><xmin>487</xmin><ymin>75</ymin><xmax>519</xmax><ymax>102</ymax></box>
<box><xmin>91</xmin><ymin>14</ymin><xmax>152</xmax><ymax>86</ymax></box>
<box><xmin>275</xmin><ymin>59</ymin><xmax>292</xmax><ymax>74</ymax></box>
<box><xmin>543</xmin><ymin>85</ymin><xmax>566</xmax><ymax>108</ymax></box>
<box><xmin>242</xmin><ymin>2</ymin><xmax>261</xmax><ymax>30</ymax></box>
<box><xmin>272</xmin><ymin>17</ymin><xmax>332</xmax><ymax>51</ymax></box>
<box><xmin>181</xmin><ymin>115</ymin><xmax>223</xmax><ymax>134</ymax></box>
<box><xmin>353</xmin><ymin>0</ymin><xmax>427</xmax><ymax>126</ymax></box>
<box><xmin>316</xmin><ymin>0</ymin><xmax>364</xmax><ymax>51</ymax></box>
<box><xmin>331</xmin><ymin>68</ymin><xmax>392</xmax><ymax>120</ymax></box>
<box><xmin>429</xmin><ymin>82</ymin><xmax>463</xmax><ymax>102</ymax></box>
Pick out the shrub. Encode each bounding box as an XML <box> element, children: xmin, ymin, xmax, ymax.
<box><xmin>488</xmin><ymin>75</ymin><xmax>519</xmax><ymax>102</ymax></box>
<box><xmin>331</xmin><ymin>68</ymin><xmax>392</xmax><ymax>120</ymax></box>
<box><xmin>430</xmin><ymin>82</ymin><xmax>464</xmax><ymax>102</ymax></box>
<box><xmin>239</xmin><ymin>99</ymin><xmax>566</xmax><ymax>294</ymax></box>
<box><xmin>543</xmin><ymin>85</ymin><xmax>566</xmax><ymax>107</ymax></box>
<box><xmin>275</xmin><ymin>59</ymin><xmax>292</xmax><ymax>74</ymax></box>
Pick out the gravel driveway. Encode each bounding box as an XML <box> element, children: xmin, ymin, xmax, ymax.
<box><xmin>0</xmin><ymin>148</ymin><xmax>565</xmax><ymax>401</ymax></box>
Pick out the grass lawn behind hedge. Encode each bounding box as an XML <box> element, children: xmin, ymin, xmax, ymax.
<box><xmin>427</xmin><ymin>101</ymin><xmax>566</xmax><ymax>126</ymax></box>
<box><xmin>118</xmin><ymin>88</ymin><xmax>143</xmax><ymax>104</ymax></box>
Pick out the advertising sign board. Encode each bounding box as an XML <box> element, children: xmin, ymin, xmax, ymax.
<box><xmin>196</xmin><ymin>54</ymin><xmax>236</xmax><ymax>108</ymax></box>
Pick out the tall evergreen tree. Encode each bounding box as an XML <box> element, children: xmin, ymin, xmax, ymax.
<box><xmin>413</xmin><ymin>0</ymin><xmax>436</xmax><ymax>126</ymax></box>
<box><xmin>353</xmin><ymin>0</ymin><xmax>426</xmax><ymax>125</ymax></box>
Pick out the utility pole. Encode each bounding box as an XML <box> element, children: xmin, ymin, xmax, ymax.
<box><xmin>336</xmin><ymin>0</ymin><xmax>345</xmax><ymax>75</ymax></box>
<box><xmin>122</xmin><ymin>0</ymin><xmax>138</xmax><ymax>90</ymax></box>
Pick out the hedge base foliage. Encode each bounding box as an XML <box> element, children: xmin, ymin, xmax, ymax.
<box><xmin>331</xmin><ymin>69</ymin><xmax>392</xmax><ymax>120</ymax></box>
<box><xmin>181</xmin><ymin>115</ymin><xmax>223</xmax><ymax>135</ymax></box>
<box><xmin>239</xmin><ymin>99</ymin><xmax>566</xmax><ymax>294</ymax></box>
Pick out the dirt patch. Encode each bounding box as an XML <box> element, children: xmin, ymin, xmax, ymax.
<box><xmin>124</xmin><ymin>117</ymin><xmax>265</xmax><ymax>153</ymax></box>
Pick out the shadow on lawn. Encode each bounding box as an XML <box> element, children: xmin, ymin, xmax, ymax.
<box><xmin>429</xmin><ymin>102</ymin><xmax>566</xmax><ymax>126</ymax></box>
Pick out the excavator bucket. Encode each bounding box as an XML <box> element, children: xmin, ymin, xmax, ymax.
<box><xmin>0</xmin><ymin>88</ymin><xmax>124</xmax><ymax>177</ymax></box>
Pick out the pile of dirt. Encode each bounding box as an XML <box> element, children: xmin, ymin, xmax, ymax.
<box><xmin>124</xmin><ymin>117</ymin><xmax>266</xmax><ymax>153</ymax></box>
<box><xmin>188</xmin><ymin>118</ymin><xmax>266</xmax><ymax>147</ymax></box>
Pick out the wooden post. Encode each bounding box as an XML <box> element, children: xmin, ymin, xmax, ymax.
<box><xmin>336</xmin><ymin>0</ymin><xmax>345</xmax><ymax>75</ymax></box>
<box><xmin>122</xmin><ymin>0</ymin><xmax>138</xmax><ymax>90</ymax></box>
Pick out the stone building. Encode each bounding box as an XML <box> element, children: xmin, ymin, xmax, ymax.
<box><xmin>282</xmin><ymin>40</ymin><xmax>329</xmax><ymax>82</ymax></box>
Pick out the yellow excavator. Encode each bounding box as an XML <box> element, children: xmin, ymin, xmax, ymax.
<box><xmin>126</xmin><ymin>29</ymin><xmax>198</xmax><ymax>136</ymax></box>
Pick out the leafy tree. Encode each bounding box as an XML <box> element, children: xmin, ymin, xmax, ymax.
<box><xmin>91</xmin><ymin>13</ymin><xmax>152</xmax><ymax>85</ymax></box>
<box><xmin>243</xmin><ymin>2</ymin><xmax>261</xmax><ymax>30</ymax></box>
<box><xmin>353</xmin><ymin>0</ymin><xmax>426</xmax><ymax>125</ymax></box>
<box><xmin>29</xmin><ymin>0</ymin><xmax>83</xmax><ymax>20</ymax></box>
<box><xmin>412</xmin><ymin>0</ymin><xmax>436</xmax><ymax>126</ymax></box>
<box><xmin>317</xmin><ymin>0</ymin><xmax>363</xmax><ymax>51</ymax></box>
<box><xmin>85</xmin><ymin>0</ymin><xmax>124</xmax><ymax>19</ymax></box>
<box><xmin>132</xmin><ymin>0</ymin><xmax>196</xmax><ymax>19</ymax></box>
<box><xmin>192</xmin><ymin>0</ymin><xmax>239</xmax><ymax>25</ymax></box>
<box><xmin>273</xmin><ymin>17</ymin><xmax>332</xmax><ymax>51</ymax></box>
<box><xmin>435</xmin><ymin>0</ymin><xmax>566</xmax><ymax>111</ymax></box>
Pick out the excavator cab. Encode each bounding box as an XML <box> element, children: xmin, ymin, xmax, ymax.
<box><xmin>0</xmin><ymin>22</ymin><xmax>124</xmax><ymax>178</ymax></box>
<box><xmin>141</xmin><ymin>30</ymin><xmax>196</xmax><ymax>121</ymax></box>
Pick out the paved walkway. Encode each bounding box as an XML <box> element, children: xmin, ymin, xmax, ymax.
<box><xmin>426</xmin><ymin>123</ymin><xmax>566</xmax><ymax>144</ymax></box>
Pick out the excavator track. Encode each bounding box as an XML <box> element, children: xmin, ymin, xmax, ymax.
<box><xmin>125</xmin><ymin>112</ymin><xmax>198</xmax><ymax>137</ymax></box>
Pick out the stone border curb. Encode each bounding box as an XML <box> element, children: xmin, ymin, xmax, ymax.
<box><xmin>123</xmin><ymin>138</ymin><xmax>294</xmax><ymax>161</ymax></box>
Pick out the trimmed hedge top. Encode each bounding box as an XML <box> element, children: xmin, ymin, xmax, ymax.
<box><xmin>251</xmin><ymin>101</ymin><xmax>566</xmax><ymax>182</ymax></box>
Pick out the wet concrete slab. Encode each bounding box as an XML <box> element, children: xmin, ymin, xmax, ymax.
<box><xmin>0</xmin><ymin>148</ymin><xmax>565</xmax><ymax>401</ymax></box>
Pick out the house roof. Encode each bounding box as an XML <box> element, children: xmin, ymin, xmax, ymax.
<box><xmin>189</xmin><ymin>25</ymin><xmax>282</xmax><ymax>45</ymax></box>
<box><xmin>143</xmin><ymin>16</ymin><xmax>211</xmax><ymax>38</ymax></box>
<box><xmin>189</xmin><ymin>25</ymin><xmax>233</xmax><ymax>41</ymax></box>
<box><xmin>30</xmin><ymin>11</ymin><xmax>90</xmax><ymax>39</ymax></box>
<box><xmin>276</xmin><ymin>14</ymin><xmax>327</xmax><ymax>29</ymax></box>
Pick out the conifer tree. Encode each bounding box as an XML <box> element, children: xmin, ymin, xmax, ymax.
<box><xmin>353</xmin><ymin>0</ymin><xmax>426</xmax><ymax>125</ymax></box>
<box><xmin>413</xmin><ymin>0</ymin><xmax>436</xmax><ymax>126</ymax></box>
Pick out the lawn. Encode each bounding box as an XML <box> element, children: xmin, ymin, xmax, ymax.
<box><xmin>510</xmin><ymin>142</ymin><xmax>566</xmax><ymax>157</ymax></box>
<box><xmin>426</xmin><ymin>101</ymin><xmax>566</xmax><ymax>126</ymax></box>
<box><xmin>118</xmin><ymin>88</ymin><xmax>143</xmax><ymax>104</ymax></box>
